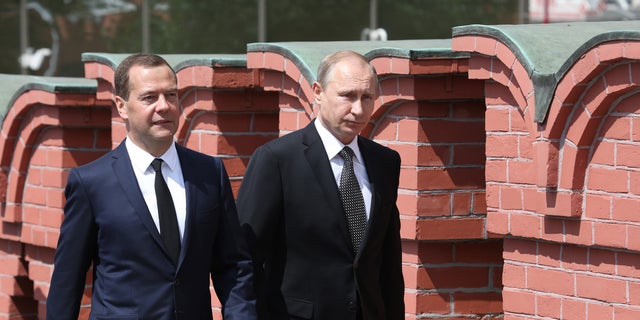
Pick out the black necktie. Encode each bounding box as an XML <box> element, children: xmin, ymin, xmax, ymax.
<box><xmin>150</xmin><ymin>158</ymin><xmax>181</xmax><ymax>265</ymax></box>
<box><xmin>338</xmin><ymin>147</ymin><xmax>367</xmax><ymax>254</ymax></box>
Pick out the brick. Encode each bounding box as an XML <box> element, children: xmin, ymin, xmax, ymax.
<box><xmin>452</xmin><ymin>192</ymin><xmax>472</xmax><ymax>216</ymax></box>
<box><xmin>415</xmin><ymin>292</ymin><xmax>450</xmax><ymax>314</ymax></box>
<box><xmin>587</xmin><ymin>302</ymin><xmax>614</xmax><ymax>320</ymax></box>
<box><xmin>453</xmin><ymin>292</ymin><xmax>502</xmax><ymax>314</ymax></box>
<box><xmin>415</xmin><ymin>218</ymin><xmax>484</xmax><ymax>240</ymax></box>
<box><xmin>591</xmin><ymin>140</ymin><xmax>616</xmax><ymax>167</ymax></box>
<box><xmin>594</xmin><ymin>222</ymin><xmax>627</xmax><ymax>249</ymax></box>
<box><xmin>572</xmin><ymin>49</ymin><xmax>604</xmax><ymax>85</ymax></box>
<box><xmin>528</xmin><ymin>267</ymin><xmax>574</xmax><ymax>296</ymax></box>
<box><xmin>485</xmin><ymin>83</ymin><xmax>516</xmax><ymax>110</ymax></box>
<box><xmin>588</xmin><ymin>248</ymin><xmax>616</xmax><ymax>275</ymax></box>
<box><xmin>537</xmin><ymin>242</ymin><xmax>561</xmax><ymax>268</ymax></box>
<box><xmin>613</xmin><ymin>196</ymin><xmax>640</xmax><ymax>223</ymax></box>
<box><xmin>486</xmin><ymin>210</ymin><xmax>508</xmax><ymax>236</ymax></box>
<box><xmin>414</xmin><ymin>76</ymin><xmax>484</xmax><ymax>101</ymax></box>
<box><xmin>452</xmin><ymin>144</ymin><xmax>484</xmax><ymax>166</ymax></box>
<box><xmin>501</xmin><ymin>186</ymin><xmax>524</xmax><ymax>211</ymax></box>
<box><xmin>629</xmin><ymin>281</ymin><xmax>640</xmax><ymax>306</ymax></box>
<box><xmin>509</xmin><ymin>213</ymin><xmax>540</xmax><ymax>239</ymax></box>
<box><xmin>614</xmin><ymin>306</ymin><xmax>640</xmax><ymax>320</ymax></box>
<box><xmin>584</xmin><ymin>193</ymin><xmax>611</xmax><ymax>220</ymax></box>
<box><xmin>562</xmin><ymin>298</ymin><xmax>587</xmax><ymax>320</ymax></box>
<box><xmin>587</xmin><ymin>166</ymin><xmax>628</xmax><ymax>193</ymax></box>
<box><xmin>416</xmin><ymin>167</ymin><xmax>485</xmax><ymax>191</ymax></box>
<box><xmin>486</xmin><ymin>134</ymin><xmax>519</xmax><ymax>158</ymax></box>
<box><xmin>250</xmin><ymin>113</ymin><xmax>279</xmax><ymax>133</ymax></box>
<box><xmin>507</xmin><ymin>160</ymin><xmax>534</xmax><ymax>185</ymax></box>
<box><xmin>418</xmin><ymin>119</ymin><xmax>485</xmax><ymax>144</ymax></box>
<box><xmin>537</xmin><ymin>294</ymin><xmax>561</xmax><ymax>319</ymax></box>
<box><xmin>486</xmin><ymin>107</ymin><xmax>510</xmax><ymax>132</ymax></box>
<box><xmin>455</xmin><ymin>240</ymin><xmax>502</xmax><ymax>264</ymax></box>
<box><xmin>414</xmin><ymin>58</ymin><xmax>467</xmax><ymax>75</ymax></box>
<box><xmin>451</xmin><ymin>35</ymin><xmax>475</xmax><ymax>52</ymax></box>
<box><xmin>473</xmin><ymin>191</ymin><xmax>487</xmax><ymax>214</ymax></box>
<box><xmin>418</xmin><ymin>266</ymin><xmax>491</xmax><ymax>289</ymax></box>
<box><xmin>278</xmin><ymin>110</ymin><xmax>300</xmax><ymax>133</ymax></box>
<box><xmin>263</xmin><ymin>52</ymin><xmax>285</xmax><ymax>72</ymax></box>
<box><xmin>486</xmin><ymin>160</ymin><xmax>507</xmax><ymax>183</ymax></box>
<box><xmin>561</xmin><ymin>245</ymin><xmax>589</xmax><ymax>272</ymax></box>
<box><xmin>617</xmin><ymin>143</ymin><xmax>640</xmax><ymax>168</ymax></box>
<box><xmin>491</xmin><ymin>58</ymin><xmax>512</xmax><ymax>86</ymax></box>
<box><xmin>416</xmin><ymin>193</ymin><xmax>451</xmax><ymax>217</ymax></box>
<box><xmin>415</xmin><ymin>242</ymin><xmax>454</xmax><ymax>264</ymax></box>
<box><xmin>576</xmin><ymin>274</ymin><xmax>626</xmax><ymax>303</ymax></box>
<box><xmin>28</xmin><ymin>262</ymin><xmax>52</xmax><ymax>283</ymax></box>
<box><xmin>502</xmin><ymin>289</ymin><xmax>535</xmax><ymax>315</ymax></box>
<box><xmin>503</xmin><ymin>238</ymin><xmax>537</xmax><ymax>264</ymax></box>
<box><xmin>603</xmin><ymin>115</ymin><xmax>632</xmax><ymax>141</ymax></box>
<box><xmin>564</xmin><ymin>219</ymin><xmax>594</xmax><ymax>246</ymax></box>
<box><xmin>617</xmin><ymin>252</ymin><xmax>640</xmax><ymax>278</ymax></box>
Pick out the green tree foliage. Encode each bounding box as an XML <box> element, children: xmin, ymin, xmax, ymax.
<box><xmin>1</xmin><ymin>0</ymin><xmax>521</xmax><ymax>76</ymax></box>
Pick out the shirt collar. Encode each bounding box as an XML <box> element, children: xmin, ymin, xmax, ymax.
<box><xmin>125</xmin><ymin>137</ymin><xmax>179</xmax><ymax>174</ymax></box>
<box><xmin>314</xmin><ymin>119</ymin><xmax>363</xmax><ymax>164</ymax></box>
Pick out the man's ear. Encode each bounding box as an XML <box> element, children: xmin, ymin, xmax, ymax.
<box><xmin>115</xmin><ymin>96</ymin><xmax>128</xmax><ymax>120</ymax></box>
<box><xmin>312</xmin><ymin>81</ymin><xmax>322</xmax><ymax>102</ymax></box>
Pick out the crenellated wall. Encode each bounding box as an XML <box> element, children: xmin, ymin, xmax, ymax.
<box><xmin>453</xmin><ymin>21</ymin><xmax>640</xmax><ymax>319</ymax></box>
<box><xmin>0</xmin><ymin>20</ymin><xmax>639</xmax><ymax>320</ymax></box>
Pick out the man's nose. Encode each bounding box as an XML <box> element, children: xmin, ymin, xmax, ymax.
<box><xmin>156</xmin><ymin>94</ymin><xmax>170</xmax><ymax>112</ymax></box>
<box><xmin>351</xmin><ymin>98</ymin><xmax>365</xmax><ymax>115</ymax></box>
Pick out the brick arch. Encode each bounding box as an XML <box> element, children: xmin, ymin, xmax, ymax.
<box><xmin>454</xmin><ymin>36</ymin><xmax>538</xmax><ymax>136</ymax></box>
<box><xmin>554</xmin><ymin>59</ymin><xmax>640</xmax><ymax>195</ymax></box>
<box><xmin>0</xmin><ymin>92</ymin><xmax>103</xmax><ymax>223</ymax></box>
<box><xmin>0</xmin><ymin>89</ymin><xmax>109</xmax><ymax>319</ymax></box>
<box><xmin>8</xmin><ymin>107</ymin><xmax>109</xmax><ymax>225</ymax></box>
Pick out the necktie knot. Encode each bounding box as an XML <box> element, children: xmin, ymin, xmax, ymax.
<box><xmin>339</xmin><ymin>146</ymin><xmax>355</xmax><ymax>163</ymax></box>
<box><xmin>151</xmin><ymin>158</ymin><xmax>163</xmax><ymax>172</ymax></box>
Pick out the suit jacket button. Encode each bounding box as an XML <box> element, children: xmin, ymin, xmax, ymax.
<box><xmin>347</xmin><ymin>300</ymin><xmax>356</xmax><ymax>311</ymax></box>
<box><xmin>174</xmin><ymin>279</ymin><xmax>181</xmax><ymax>286</ymax></box>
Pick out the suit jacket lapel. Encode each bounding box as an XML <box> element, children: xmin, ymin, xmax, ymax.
<box><xmin>176</xmin><ymin>144</ymin><xmax>194</xmax><ymax>269</ymax></box>
<box><xmin>356</xmin><ymin>137</ymin><xmax>381</xmax><ymax>258</ymax></box>
<box><xmin>302</xmin><ymin>123</ymin><xmax>352</xmax><ymax>248</ymax></box>
<box><xmin>111</xmin><ymin>142</ymin><xmax>166</xmax><ymax>253</ymax></box>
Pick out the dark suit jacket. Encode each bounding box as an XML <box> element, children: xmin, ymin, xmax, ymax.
<box><xmin>237</xmin><ymin>122</ymin><xmax>404</xmax><ymax>320</ymax></box>
<box><xmin>47</xmin><ymin>141</ymin><xmax>256</xmax><ymax>320</ymax></box>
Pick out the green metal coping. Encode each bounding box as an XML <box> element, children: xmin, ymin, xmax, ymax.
<box><xmin>0</xmin><ymin>73</ymin><xmax>97</xmax><ymax>123</ymax></box>
<box><xmin>247</xmin><ymin>39</ymin><xmax>468</xmax><ymax>87</ymax></box>
<box><xmin>453</xmin><ymin>21</ymin><xmax>640</xmax><ymax>123</ymax></box>
<box><xmin>81</xmin><ymin>53</ymin><xmax>247</xmax><ymax>72</ymax></box>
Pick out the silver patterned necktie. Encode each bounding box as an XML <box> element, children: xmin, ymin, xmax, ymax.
<box><xmin>338</xmin><ymin>146</ymin><xmax>367</xmax><ymax>254</ymax></box>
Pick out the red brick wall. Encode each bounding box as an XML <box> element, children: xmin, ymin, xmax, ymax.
<box><xmin>3</xmin><ymin>23</ymin><xmax>638</xmax><ymax>320</ymax></box>
<box><xmin>0</xmin><ymin>87</ymin><xmax>111</xmax><ymax>319</ymax></box>
<box><xmin>454</xmin><ymin>27</ymin><xmax>640</xmax><ymax>320</ymax></box>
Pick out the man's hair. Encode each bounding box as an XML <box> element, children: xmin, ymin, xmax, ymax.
<box><xmin>316</xmin><ymin>50</ymin><xmax>378</xmax><ymax>89</ymax></box>
<box><xmin>114</xmin><ymin>53</ymin><xmax>175</xmax><ymax>100</ymax></box>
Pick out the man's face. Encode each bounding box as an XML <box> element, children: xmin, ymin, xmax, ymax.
<box><xmin>313</xmin><ymin>58</ymin><xmax>376</xmax><ymax>144</ymax></box>
<box><xmin>115</xmin><ymin>64</ymin><xmax>179</xmax><ymax>156</ymax></box>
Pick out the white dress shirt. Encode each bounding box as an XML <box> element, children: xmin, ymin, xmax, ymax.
<box><xmin>314</xmin><ymin>120</ymin><xmax>372</xmax><ymax>220</ymax></box>
<box><xmin>126</xmin><ymin>138</ymin><xmax>187</xmax><ymax>240</ymax></box>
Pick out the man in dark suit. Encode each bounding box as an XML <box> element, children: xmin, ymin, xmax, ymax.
<box><xmin>47</xmin><ymin>53</ymin><xmax>257</xmax><ymax>320</ymax></box>
<box><xmin>236</xmin><ymin>50</ymin><xmax>404</xmax><ymax>320</ymax></box>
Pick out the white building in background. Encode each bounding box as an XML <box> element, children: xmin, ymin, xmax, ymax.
<box><xmin>529</xmin><ymin>0</ymin><xmax>639</xmax><ymax>22</ymax></box>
